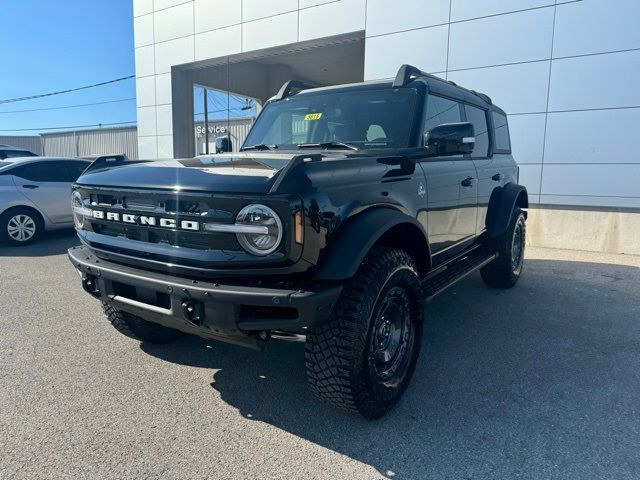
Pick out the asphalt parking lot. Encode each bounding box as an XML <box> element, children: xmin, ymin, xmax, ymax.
<box><xmin>1</xmin><ymin>231</ymin><xmax>639</xmax><ymax>480</ymax></box>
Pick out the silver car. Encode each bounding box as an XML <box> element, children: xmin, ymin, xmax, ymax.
<box><xmin>0</xmin><ymin>157</ymin><xmax>91</xmax><ymax>245</ymax></box>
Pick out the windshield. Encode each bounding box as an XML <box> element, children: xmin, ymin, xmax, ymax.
<box><xmin>244</xmin><ymin>88</ymin><xmax>418</xmax><ymax>150</ymax></box>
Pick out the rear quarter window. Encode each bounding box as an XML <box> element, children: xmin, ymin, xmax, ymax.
<box><xmin>492</xmin><ymin>111</ymin><xmax>511</xmax><ymax>153</ymax></box>
<box><xmin>464</xmin><ymin>105</ymin><xmax>489</xmax><ymax>158</ymax></box>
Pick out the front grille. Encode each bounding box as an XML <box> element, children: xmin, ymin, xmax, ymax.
<box><xmin>75</xmin><ymin>187</ymin><xmax>293</xmax><ymax>269</ymax></box>
<box><xmin>123</xmin><ymin>196</ymin><xmax>158</xmax><ymax>211</ymax></box>
<box><xmin>165</xmin><ymin>199</ymin><xmax>200</xmax><ymax>214</ymax></box>
<box><xmin>81</xmin><ymin>188</ymin><xmax>241</xmax><ymax>251</ymax></box>
<box><xmin>91</xmin><ymin>194</ymin><xmax>118</xmax><ymax>206</ymax></box>
<box><xmin>90</xmin><ymin>213</ymin><xmax>238</xmax><ymax>251</ymax></box>
<box><xmin>93</xmin><ymin>223</ymin><xmax>142</xmax><ymax>242</ymax></box>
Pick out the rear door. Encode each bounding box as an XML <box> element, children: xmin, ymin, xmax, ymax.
<box><xmin>10</xmin><ymin>161</ymin><xmax>74</xmax><ymax>224</ymax></box>
<box><xmin>418</xmin><ymin>94</ymin><xmax>478</xmax><ymax>259</ymax></box>
<box><xmin>467</xmin><ymin>105</ymin><xmax>507</xmax><ymax>234</ymax></box>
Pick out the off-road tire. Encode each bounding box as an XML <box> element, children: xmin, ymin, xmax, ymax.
<box><xmin>0</xmin><ymin>207</ymin><xmax>43</xmax><ymax>246</ymax></box>
<box><xmin>481</xmin><ymin>207</ymin><xmax>526</xmax><ymax>288</ymax></box>
<box><xmin>305</xmin><ymin>247</ymin><xmax>424</xmax><ymax>419</ymax></box>
<box><xmin>102</xmin><ymin>302</ymin><xmax>183</xmax><ymax>344</ymax></box>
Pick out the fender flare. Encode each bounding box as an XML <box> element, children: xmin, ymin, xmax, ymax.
<box><xmin>314</xmin><ymin>207</ymin><xmax>431</xmax><ymax>281</ymax></box>
<box><xmin>485</xmin><ymin>183</ymin><xmax>528</xmax><ymax>239</ymax></box>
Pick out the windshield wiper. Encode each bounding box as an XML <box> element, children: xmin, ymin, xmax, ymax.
<box><xmin>240</xmin><ymin>144</ymin><xmax>278</xmax><ymax>151</ymax></box>
<box><xmin>297</xmin><ymin>142</ymin><xmax>359</xmax><ymax>151</ymax></box>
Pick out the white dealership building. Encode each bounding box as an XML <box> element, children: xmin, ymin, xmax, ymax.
<box><xmin>133</xmin><ymin>0</ymin><xmax>640</xmax><ymax>254</ymax></box>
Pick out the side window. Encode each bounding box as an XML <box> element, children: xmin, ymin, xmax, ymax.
<box><xmin>424</xmin><ymin>95</ymin><xmax>462</xmax><ymax>134</ymax></box>
<box><xmin>464</xmin><ymin>105</ymin><xmax>489</xmax><ymax>157</ymax></box>
<box><xmin>492</xmin><ymin>111</ymin><xmax>511</xmax><ymax>152</ymax></box>
<box><xmin>64</xmin><ymin>161</ymin><xmax>89</xmax><ymax>181</ymax></box>
<box><xmin>11</xmin><ymin>162</ymin><xmax>69</xmax><ymax>182</ymax></box>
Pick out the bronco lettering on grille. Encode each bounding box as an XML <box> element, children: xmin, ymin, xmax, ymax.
<box><xmin>91</xmin><ymin>210</ymin><xmax>200</xmax><ymax>231</ymax></box>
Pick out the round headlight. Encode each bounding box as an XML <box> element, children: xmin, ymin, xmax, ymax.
<box><xmin>235</xmin><ymin>204</ymin><xmax>283</xmax><ymax>256</ymax></box>
<box><xmin>71</xmin><ymin>191</ymin><xmax>86</xmax><ymax>229</ymax></box>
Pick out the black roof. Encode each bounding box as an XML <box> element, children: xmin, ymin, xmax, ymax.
<box><xmin>278</xmin><ymin>64</ymin><xmax>506</xmax><ymax>115</ymax></box>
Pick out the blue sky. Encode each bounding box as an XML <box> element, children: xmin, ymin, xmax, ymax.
<box><xmin>0</xmin><ymin>0</ymin><xmax>136</xmax><ymax>136</ymax></box>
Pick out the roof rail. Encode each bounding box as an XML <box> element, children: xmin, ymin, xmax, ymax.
<box><xmin>393</xmin><ymin>64</ymin><xmax>493</xmax><ymax>104</ymax></box>
<box><xmin>392</xmin><ymin>64</ymin><xmax>459</xmax><ymax>88</ymax></box>
<box><xmin>392</xmin><ymin>64</ymin><xmax>429</xmax><ymax>87</ymax></box>
<box><xmin>470</xmin><ymin>90</ymin><xmax>492</xmax><ymax>105</ymax></box>
<box><xmin>274</xmin><ymin>80</ymin><xmax>318</xmax><ymax>101</ymax></box>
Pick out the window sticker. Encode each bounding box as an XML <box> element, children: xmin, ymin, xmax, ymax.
<box><xmin>304</xmin><ymin>113</ymin><xmax>323</xmax><ymax>121</ymax></box>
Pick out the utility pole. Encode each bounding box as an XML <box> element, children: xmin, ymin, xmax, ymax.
<box><xmin>203</xmin><ymin>89</ymin><xmax>209</xmax><ymax>155</ymax></box>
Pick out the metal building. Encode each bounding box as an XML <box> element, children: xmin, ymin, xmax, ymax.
<box><xmin>0</xmin><ymin>135</ymin><xmax>43</xmax><ymax>154</ymax></box>
<box><xmin>41</xmin><ymin>126</ymin><xmax>139</xmax><ymax>159</ymax></box>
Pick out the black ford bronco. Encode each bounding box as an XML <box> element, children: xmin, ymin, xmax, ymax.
<box><xmin>69</xmin><ymin>65</ymin><xmax>527</xmax><ymax>418</ymax></box>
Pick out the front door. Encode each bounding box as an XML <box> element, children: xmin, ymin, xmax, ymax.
<box><xmin>10</xmin><ymin>161</ymin><xmax>74</xmax><ymax>224</ymax></box>
<box><xmin>419</xmin><ymin>158</ymin><xmax>478</xmax><ymax>256</ymax></box>
<box><xmin>418</xmin><ymin>94</ymin><xmax>478</xmax><ymax>260</ymax></box>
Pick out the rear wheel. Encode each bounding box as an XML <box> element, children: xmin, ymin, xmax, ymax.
<box><xmin>481</xmin><ymin>207</ymin><xmax>526</xmax><ymax>288</ymax></box>
<box><xmin>102</xmin><ymin>302</ymin><xmax>183</xmax><ymax>344</ymax></box>
<box><xmin>305</xmin><ymin>247</ymin><xmax>423</xmax><ymax>419</ymax></box>
<box><xmin>0</xmin><ymin>208</ymin><xmax>42</xmax><ymax>246</ymax></box>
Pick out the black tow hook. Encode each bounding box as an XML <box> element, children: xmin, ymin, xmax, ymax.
<box><xmin>82</xmin><ymin>275</ymin><xmax>101</xmax><ymax>298</ymax></box>
<box><xmin>182</xmin><ymin>299</ymin><xmax>205</xmax><ymax>326</ymax></box>
<box><xmin>254</xmin><ymin>330</ymin><xmax>271</xmax><ymax>342</ymax></box>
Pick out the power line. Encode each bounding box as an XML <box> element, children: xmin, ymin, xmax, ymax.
<box><xmin>0</xmin><ymin>97</ymin><xmax>136</xmax><ymax>114</ymax></box>
<box><xmin>193</xmin><ymin>107</ymin><xmax>252</xmax><ymax>116</ymax></box>
<box><xmin>0</xmin><ymin>75</ymin><xmax>135</xmax><ymax>105</ymax></box>
<box><xmin>0</xmin><ymin>120</ymin><xmax>137</xmax><ymax>132</ymax></box>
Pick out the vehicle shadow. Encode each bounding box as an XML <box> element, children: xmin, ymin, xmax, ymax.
<box><xmin>0</xmin><ymin>229</ymin><xmax>79</xmax><ymax>257</ymax></box>
<box><xmin>140</xmin><ymin>258</ymin><xmax>640</xmax><ymax>479</ymax></box>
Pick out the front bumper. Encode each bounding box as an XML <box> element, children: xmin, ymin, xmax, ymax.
<box><xmin>68</xmin><ymin>245</ymin><xmax>342</xmax><ymax>349</ymax></box>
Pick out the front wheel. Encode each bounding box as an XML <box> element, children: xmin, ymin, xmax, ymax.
<box><xmin>305</xmin><ymin>247</ymin><xmax>424</xmax><ymax>419</ymax></box>
<box><xmin>481</xmin><ymin>207</ymin><xmax>526</xmax><ymax>288</ymax></box>
<box><xmin>102</xmin><ymin>302</ymin><xmax>183</xmax><ymax>344</ymax></box>
<box><xmin>0</xmin><ymin>208</ymin><xmax>42</xmax><ymax>246</ymax></box>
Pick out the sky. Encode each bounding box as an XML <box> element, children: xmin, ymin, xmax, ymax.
<box><xmin>0</xmin><ymin>0</ymin><xmax>136</xmax><ymax>136</ymax></box>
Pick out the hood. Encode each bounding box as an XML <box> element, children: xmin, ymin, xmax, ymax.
<box><xmin>76</xmin><ymin>154</ymin><xmax>298</xmax><ymax>194</ymax></box>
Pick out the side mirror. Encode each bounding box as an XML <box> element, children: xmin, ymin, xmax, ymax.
<box><xmin>425</xmin><ymin>122</ymin><xmax>475</xmax><ymax>156</ymax></box>
<box><xmin>215</xmin><ymin>136</ymin><xmax>232</xmax><ymax>153</ymax></box>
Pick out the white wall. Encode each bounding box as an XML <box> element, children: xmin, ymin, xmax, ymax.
<box><xmin>365</xmin><ymin>0</ymin><xmax>640</xmax><ymax>209</ymax></box>
<box><xmin>133</xmin><ymin>0</ymin><xmax>365</xmax><ymax>160</ymax></box>
<box><xmin>135</xmin><ymin>0</ymin><xmax>640</xmax><ymax>209</ymax></box>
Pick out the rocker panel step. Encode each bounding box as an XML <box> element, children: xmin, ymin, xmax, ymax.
<box><xmin>422</xmin><ymin>247</ymin><xmax>497</xmax><ymax>302</ymax></box>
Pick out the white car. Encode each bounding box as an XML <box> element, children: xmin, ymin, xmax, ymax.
<box><xmin>0</xmin><ymin>157</ymin><xmax>90</xmax><ymax>245</ymax></box>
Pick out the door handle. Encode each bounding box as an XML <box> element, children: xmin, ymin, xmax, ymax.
<box><xmin>22</xmin><ymin>184</ymin><xmax>39</xmax><ymax>189</ymax></box>
<box><xmin>461</xmin><ymin>177</ymin><xmax>475</xmax><ymax>187</ymax></box>
<box><xmin>491</xmin><ymin>173</ymin><xmax>503</xmax><ymax>181</ymax></box>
